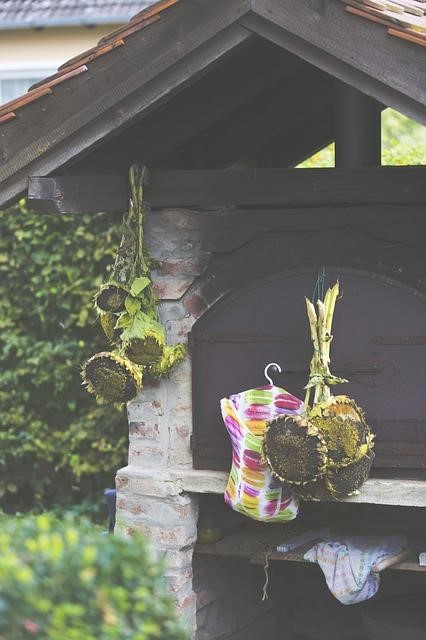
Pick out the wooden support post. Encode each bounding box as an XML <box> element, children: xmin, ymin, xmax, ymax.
<box><xmin>335</xmin><ymin>82</ymin><xmax>381</xmax><ymax>168</ymax></box>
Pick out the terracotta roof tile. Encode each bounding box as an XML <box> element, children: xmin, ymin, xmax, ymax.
<box><xmin>0</xmin><ymin>87</ymin><xmax>53</xmax><ymax>120</ymax></box>
<box><xmin>130</xmin><ymin>0</ymin><xmax>181</xmax><ymax>22</ymax></box>
<box><xmin>58</xmin><ymin>39</ymin><xmax>125</xmax><ymax>72</ymax></box>
<box><xmin>98</xmin><ymin>0</ymin><xmax>179</xmax><ymax>43</ymax></box>
<box><xmin>0</xmin><ymin>112</ymin><xmax>17</xmax><ymax>124</ymax></box>
<box><xmin>27</xmin><ymin>65</ymin><xmax>89</xmax><ymax>94</ymax></box>
<box><xmin>0</xmin><ymin>0</ymin><xmax>180</xmax><ymax>125</ymax></box>
<box><xmin>342</xmin><ymin>0</ymin><xmax>426</xmax><ymax>42</ymax></box>
<box><xmin>98</xmin><ymin>13</ymin><xmax>162</xmax><ymax>45</ymax></box>
<box><xmin>388</xmin><ymin>25</ymin><xmax>426</xmax><ymax>44</ymax></box>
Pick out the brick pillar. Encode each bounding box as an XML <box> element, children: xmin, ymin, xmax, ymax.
<box><xmin>115</xmin><ymin>208</ymin><xmax>211</xmax><ymax>637</ymax></box>
<box><xmin>115</xmin><ymin>468</ymin><xmax>199</xmax><ymax>633</ymax></box>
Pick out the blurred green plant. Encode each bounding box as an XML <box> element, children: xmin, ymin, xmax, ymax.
<box><xmin>0</xmin><ymin>201</ymin><xmax>127</xmax><ymax>514</ymax></box>
<box><xmin>298</xmin><ymin>109</ymin><xmax>426</xmax><ymax>168</ymax></box>
<box><xmin>0</xmin><ymin>513</ymin><xmax>189</xmax><ymax>640</ymax></box>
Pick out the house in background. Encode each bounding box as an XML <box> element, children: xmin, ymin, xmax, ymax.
<box><xmin>0</xmin><ymin>0</ymin><xmax>154</xmax><ymax>103</ymax></box>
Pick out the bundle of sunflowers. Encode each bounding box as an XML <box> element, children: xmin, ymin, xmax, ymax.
<box><xmin>82</xmin><ymin>165</ymin><xmax>185</xmax><ymax>404</ymax></box>
<box><xmin>264</xmin><ymin>282</ymin><xmax>374</xmax><ymax>499</ymax></box>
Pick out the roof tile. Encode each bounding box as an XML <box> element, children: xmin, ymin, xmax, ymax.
<box><xmin>0</xmin><ymin>112</ymin><xmax>16</xmax><ymax>124</ymax></box>
<box><xmin>58</xmin><ymin>39</ymin><xmax>125</xmax><ymax>72</ymax></box>
<box><xmin>342</xmin><ymin>0</ymin><xmax>426</xmax><ymax>34</ymax></box>
<box><xmin>0</xmin><ymin>0</ymin><xmax>181</xmax><ymax>125</ymax></box>
<box><xmin>0</xmin><ymin>87</ymin><xmax>53</xmax><ymax>120</ymax></box>
<box><xmin>98</xmin><ymin>13</ymin><xmax>161</xmax><ymax>45</ymax></box>
<box><xmin>130</xmin><ymin>0</ymin><xmax>181</xmax><ymax>22</ymax></box>
<box><xmin>28</xmin><ymin>65</ymin><xmax>89</xmax><ymax>93</ymax></box>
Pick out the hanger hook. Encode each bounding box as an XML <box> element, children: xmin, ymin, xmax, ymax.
<box><xmin>264</xmin><ymin>362</ymin><xmax>282</xmax><ymax>385</ymax></box>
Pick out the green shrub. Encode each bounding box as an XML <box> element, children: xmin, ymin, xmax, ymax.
<box><xmin>0</xmin><ymin>514</ymin><xmax>189</xmax><ymax>640</ymax></box>
<box><xmin>0</xmin><ymin>202</ymin><xmax>127</xmax><ymax>513</ymax></box>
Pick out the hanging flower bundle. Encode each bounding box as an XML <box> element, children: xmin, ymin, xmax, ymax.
<box><xmin>264</xmin><ymin>281</ymin><xmax>375</xmax><ymax>499</ymax></box>
<box><xmin>82</xmin><ymin>165</ymin><xmax>186</xmax><ymax>404</ymax></box>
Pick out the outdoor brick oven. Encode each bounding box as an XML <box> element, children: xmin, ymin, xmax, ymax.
<box><xmin>1</xmin><ymin>0</ymin><xmax>426</xmax><ymax>638</ymax></box>
<box><xmin>115</xmin><ymin>198</ymin><xmax>426</xmax><ymax>638</ymax></box>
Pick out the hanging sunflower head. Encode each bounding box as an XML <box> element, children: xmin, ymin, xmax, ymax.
<box><xmin>99</xmin><ymin>312</ymin><xmax>121</xmax><ymax>343</ymax></box>
<box><xmin>309</xmin><ymin>395</ymin><xmax>372</xmax><ymax>469</ymax></box>
<box><xmin>82</xmin><ymin>352</ymin><xmax>142</xmax><ymax>404</ymax></box>
<box><xmin>125</xmin><ymin>333</ymin><xmax>165</xmax><ymax>366</ymax></box>
<box><xmin>325</xmin><ymin>447</ymin><xmax>374</xmax><ymax>499</ymax></box>
<box><xmin>263</xmin><ymin>415</ymin><xmax>328</xmax><ymax>486</ymax></box>
<box><xmin>148</xmin><ymin>344</ymin><xmax>187</xmax><ymax>379</ymax></box>
<box><xmin>95</xmin><ymin>283</ymin><xmax>128</xmax><ymax>313</ymax></box>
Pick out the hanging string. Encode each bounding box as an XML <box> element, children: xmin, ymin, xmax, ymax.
<box><xmin>312</xmin><ymin>266</ymin><xmax>326</xmax><ymax>302</ymax></box>
<box><xmin>261</xmin><ymin>548</ymin><xmax>273</xmax><ymax>601</ymax></box>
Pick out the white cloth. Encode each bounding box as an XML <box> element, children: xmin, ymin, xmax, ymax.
<box><xmin>304</xmin><ymin>533</ymin><xmax>408</xmax><ymax>605</ymax></box>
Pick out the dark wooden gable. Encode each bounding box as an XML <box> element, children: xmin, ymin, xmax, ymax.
<box><xmin>1</xmin><ymin>0</ymin><xmax>426</xmax><ymax>209</ymax></box>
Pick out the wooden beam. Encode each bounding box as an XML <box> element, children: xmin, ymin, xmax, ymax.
<box><xmin>28</xmin><ymin>166</ymin><xmax>426</xmax><ymax>213</ymax></box>
<box><xmin>335</xmin><ymin>82</ymin><xmax>382</xmax><ymax>168</ymax></box>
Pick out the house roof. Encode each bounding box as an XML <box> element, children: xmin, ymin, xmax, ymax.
<box><xmin>0</xmin><ymin>0</ymin><xmax>156</xmax><ymax>29</ymax></box>
<box><xmin>0</xmin><ymin>0</ymin><xmax>425</xmax><ymax>209</ymax></box>
<box><xmin>341</xmin><ymin>0</ymin><xmax>426</xmax><ymax>47</ymax></box>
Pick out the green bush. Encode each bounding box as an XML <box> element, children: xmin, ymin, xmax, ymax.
<box><xmin>0</xmin><ymin>514</ymin><xmax>189</xmax><ymax>640</ymax></box>
<box><xmin>0</xmin><ymin>201</ymin><xmax>127</xmax><ymax>513</ymax></box>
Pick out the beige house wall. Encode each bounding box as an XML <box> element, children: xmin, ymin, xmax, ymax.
<box><xmin>0</xmin><ymin>26</ymin><xmax>122</xmax><ymax>70</ymax></box>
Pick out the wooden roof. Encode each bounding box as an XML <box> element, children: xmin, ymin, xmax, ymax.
<box><xmin>0</xmin><ymin>0</ymin><xmax>425</xmax><ymax>208</ymax></box>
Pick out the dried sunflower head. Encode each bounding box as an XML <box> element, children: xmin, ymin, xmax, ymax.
<box><xmin>95</xmin><ymin>283</ymin><xmax>128</xmax><ymax>313</ymax></box>
<box><xmin>325</xmin><ymin>448</ymin><xmax>375</xmax><ymax>499</ymax></box>
<box><xmin>263</xmin><ymin>415</ymin><xmax>328</xmax><ymax>486</ymax></box>
<box><xmin>148</xmin><ymin>344</ymin><xmax>186</xmax><ymax>378</ymax></box>
<box><xmin>125</xmin><ymin>332</ymin><xmax>165</xmax><ymax>366</ymax></box>
<box><xmin>82</xmin><ymin>352</ymin><xmax>142</xmax><ymax>404</ymax></box>
<box><xmin>120</xmin><ymin>312</ymin><xmax>166</xmax><ymax>366</ymax></box>
<box><xmin>100</xmin><ymin>312</ymin><xmax>121</xmax><ymax>343</ymax></box>
<box><xmin>309</xmin><ymin>395</ymin><xmax>372</xmax><ymax>469</ymax></box>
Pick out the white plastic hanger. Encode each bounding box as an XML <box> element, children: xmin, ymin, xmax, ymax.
<box><xmin>264</xmin><ymin>362</ymin><xmax>282</xmax><ymax>385</ymax></box>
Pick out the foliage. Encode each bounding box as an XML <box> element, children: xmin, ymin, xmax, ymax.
<box><xmin>84</xmin><ymin>166</ymin><xmax>185</xmax><ymax>405</ymax></box>
<box><xmin>298</xmin><ymin>109</ymin><xmax>426</xmax><ymax>168</ymax></box>
<box><xmin>0</xmin><ymin>201</ymin><xmax>127</xmax><ymax>513</ymax></box>
<box><xmin>0</xmin><ymin>513</ymin><xmax>189</xmax><ymax>640</ymax></box>
<box><xmin>381</xmin><ymin>109</ymin><xmax>426</xmax><ymax>165</ymax></box>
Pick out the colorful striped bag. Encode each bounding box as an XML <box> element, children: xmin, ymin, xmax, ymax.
<box><xmin>220</xmin><ymin>385</ymin><xmax>303</xmax><ymax>522</ymax></box>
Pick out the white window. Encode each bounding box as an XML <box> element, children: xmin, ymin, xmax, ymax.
<box><xmin>0</xmin><ymin>68</ymin><xmax>55</xmax><ymax>104</ymax></box>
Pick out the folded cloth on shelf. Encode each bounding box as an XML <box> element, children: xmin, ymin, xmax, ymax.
<box><xmin>220</xmin><ymin>384</ymin><xmax>302</xmax><ymax>522</ymax></box>
<box><xmin>304</xmin><ymin>533</ymin><xmax>408</xmax><ymax>605</ymax></box>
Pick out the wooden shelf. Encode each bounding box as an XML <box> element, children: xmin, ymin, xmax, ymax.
<box><xmin>195</xmin><ymin>525</ymin><xmax>426</xmax><ymax>574</ymax></box>
<box><xmin>173</xmin><ymin>469</ymin><xmax>426</xmax><ymax>508</ymax></box>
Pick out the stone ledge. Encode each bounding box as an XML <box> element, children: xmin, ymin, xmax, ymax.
<box><xmin>117</xmin><ymin>466</ymin><xmax>426</xmax><ymax>507</ymax></box>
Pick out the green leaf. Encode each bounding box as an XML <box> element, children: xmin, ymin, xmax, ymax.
<box><xmin>130</xmin><ymin>276</ymin><xmax>151</xmax><ymax>296</ymax></box>
<box><xmin>124</xmin><ymin>295</ymin><xmax>141</xmax><ymax>315</ymax></box>
<box><xmin>115</xmin><ymin>312</ymin><xmax>133</xmax><ymax>329</ymax></box>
